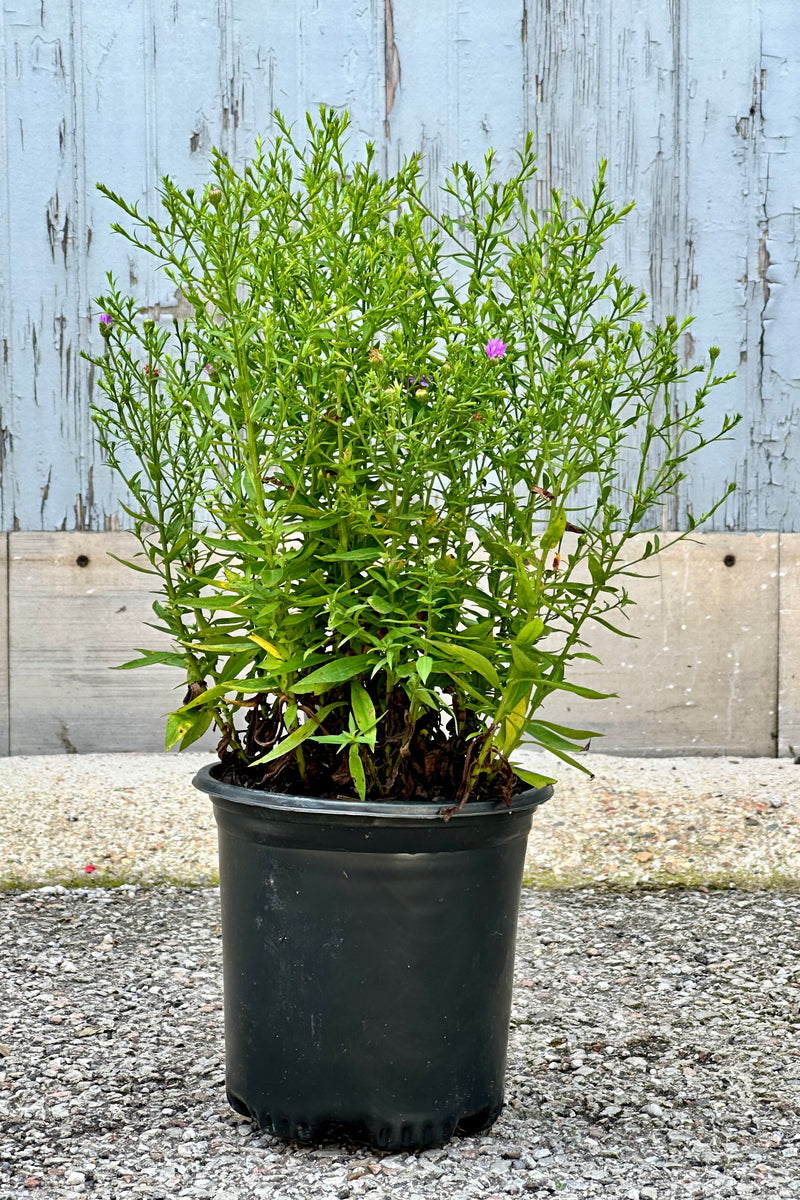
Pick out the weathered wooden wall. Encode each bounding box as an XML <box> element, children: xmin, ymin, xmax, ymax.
<box><xmin>1</xmin><ymin>3</ymin><xmax>798</xmax><ymax>756</ymax></box>
<box><xmin>1</xmin><ymin>0</ymin><xmax>797</xmax><ymax>532</ymax></box>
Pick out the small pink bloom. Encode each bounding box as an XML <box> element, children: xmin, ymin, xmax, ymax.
<box><xmin>484</xmin><ymin>338</ymin><xmax>508</xmax><ymax>359</ymax></box>
<box><xmin>85</xmin><ymin>863</ymin><xmax>96</xmax><ymax>874</ymax></box>
<box><xmin>99</xmin><ymin>313</ymin><xmax>113</xmax><ymax>326</ymax></box>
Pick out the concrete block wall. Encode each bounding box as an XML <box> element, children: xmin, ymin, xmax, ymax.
<box><xmin>3</xmin><ymin>531</ymin><xmax>796</xmax><ymax>758</ymax></box>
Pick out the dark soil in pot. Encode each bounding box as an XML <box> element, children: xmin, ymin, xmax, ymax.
<box><xmin>214</xmin><ymin>687</ymin><xmax>529</xmax><ymax>808</ymax></box>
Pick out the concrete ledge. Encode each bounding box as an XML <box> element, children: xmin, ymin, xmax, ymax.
<box><xmin>1</xmin><ymin>530</ymin><xmax>794</xmax><ymax>756</ymax></box>
<box><xmin>538</xmin><ymin>533</ymin><xmax>780</xmax><ymax>756</ymax></box>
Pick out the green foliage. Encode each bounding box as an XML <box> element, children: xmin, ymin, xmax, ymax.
<box><xmin>88</xmin><ymin>108</ymin><xmax>738</xmax><ymax>803</ymax></box>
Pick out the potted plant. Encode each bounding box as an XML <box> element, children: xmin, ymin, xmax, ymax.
<box><xmin>89</xmin><ymin>109</ymin><xmax>736</xmax><ymax>1151</ymax></box>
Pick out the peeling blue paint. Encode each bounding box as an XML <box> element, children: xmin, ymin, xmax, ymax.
<box><xmin>0</xmin><ymin>0</ymin><xmax>797</xmax><ymax>531</ymax></box>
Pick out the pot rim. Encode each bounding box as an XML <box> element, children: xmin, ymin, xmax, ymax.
<box><xmin>192</xmin><ymin>762</ymin><xmax>553</xmax><ymax>821</ymax></box>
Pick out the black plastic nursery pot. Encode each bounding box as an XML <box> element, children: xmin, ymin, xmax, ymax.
<box><xmin>193</xmin><ymin>764</ymin><xmax>553</xmax><ymax>1152</ymax></box>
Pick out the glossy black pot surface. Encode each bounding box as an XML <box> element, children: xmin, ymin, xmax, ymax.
<box><xmin>193</xmin><ymin>763</ymin><xmax>552</xmax><ymax>1151</ymax></box>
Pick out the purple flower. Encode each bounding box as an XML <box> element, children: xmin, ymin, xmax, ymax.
<box><xmin>99</xmin><ymin>313</ymin><xmax>113</xmax><ymax>326</ymax></box>
<box><xmin>484</xmin><ymin>338</ymin><xmax>507</xmax><ymax>359</ymax></box>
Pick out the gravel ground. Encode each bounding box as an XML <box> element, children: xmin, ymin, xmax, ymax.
<box><xmin>1</xmin><ymin>886</ymin><xmax>798</xmax><ymax>1199</ymax></box>
<box><xmin>1</xmin><ymin>751</ymin><xmax>800</xmax><ymax>1198</ymax></box>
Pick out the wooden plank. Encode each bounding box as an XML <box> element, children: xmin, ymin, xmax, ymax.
<box><xmin>757</xmin><ymin>10</ymin><xmax>800</xmax><ymax>530</ymax></box>
<box><xmin>778</xmin><ymin>534</ymin><xmax>800</xmax><ymax>759</ymax></box>
<box><xmin>381</xmin><ymin>0</ymin><xmax>453</xmax><ymax>205</ymax></box>
<box><xmin>535</xmin><ymin>533</ymin><xmax>779</xmax><ymax>757</ymax></box>
<box><xmin>295</xmin><ymin>0</ymin><xmax>382</xmax><ymax>145</ymax></box>
<box><xmin>1</xmin><ymin>3</ymin><xmax>88</xmax><ymax>530</ymax></box>
<box><xmin>8</xmin><ymin>532</ymin><xmax>215</xmax><ymax>756</ymax></box>
<box><xmin>82</xmin><ymin>0</ymin><xmax>162</xmax><ymax>529</ymax></box>
<box><xmin>524</xmin><ymin>1</ymin><xmax>678</xmax><ymax>306</ymax></box>
<box><xmin>673</xmin><ymin>0</ymin><xmax>765</xmax><ymax>532</ymax></box>
<box><xmin>386</xmin><ymin>0</ymin><xmax>527</xmax><ymax>193</ymax></box>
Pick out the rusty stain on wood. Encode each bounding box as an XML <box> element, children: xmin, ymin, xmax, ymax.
<box><xmin>384</xmin><ymin>0</ymin><xmax>401</xmax><ymax>134</ymax></box>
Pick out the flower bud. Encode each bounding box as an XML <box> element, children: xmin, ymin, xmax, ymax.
<box><xmin>208</xmin><ymin>187</ymin><xmax>223</xmax><ymax>207</ymax></box>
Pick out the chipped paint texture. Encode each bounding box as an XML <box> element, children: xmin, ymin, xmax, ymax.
<box><xmin>0</xmin><ymin>1</ymin><xmax>797</xmax><ymax>531</ymax></box>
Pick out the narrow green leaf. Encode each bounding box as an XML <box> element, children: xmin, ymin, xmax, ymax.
<box><xmin>589</xmin><ymin>613</ymin><xmax>638</xmax><ymax>639</ymax></box>
<box><xmin>541</xmin><ymin>508</ymin><xmax>567</xmax><ymax>553</ymax></box>
<box><xmin>350</xmin><ymin>680</ymin><xmax>377</xmax><ymax>748</ymax></box>
<box><xmin>510</xmin><ymin>766</ymin><xmax>557</xmax><ymax>790</ymax></box>
<box><xmin>179</xmin><ymin>681</ymin><xmax>272</xmax><ymax>709</ymax></box>
<box><xmin>428</xmin><ymin>641</ymin><xmax>500</xmax><ymax>688</ymax></box>
<box><xmin>320</xmin><ymin>547</ymin><xmax>381</xmax><ymax>562</ymax></box>
<box><xmin>588</xmin><ymin>553</ymin><xmax>605</xmax><ymax>587</ymax></box>
<box><xmin>525</xmin><ymin>720</ymin><xmax>596</xmax><ymax>753</ymax></box>
<box><xmin>293</xmin><ymin>653</ymin><xmax>374</xmax><ymax>694</ymax></box>
<box><xmin>510</xmin><ymin>645</ymin><xmax>543</xmax><ymax>678</ymax></box>
<box><xmin>417</xmin><ymin>654</ymin><xmax>434</xmax><ymax>684</ymax></box>
<box><xmin>249</xmin><ymin>721</ymin><xmax>318</xmax><ymax>766</ymax></box>
<box><xmin>547</xmin><ymin>679</ymin><xmax>616</xmax><ymax>701</ymax></box>
<box><xmin>182</xmin><ymin>638</ymin><xmax>260</xmax><ymax>652</ymax></box>
<box><xmin>165</xmin><ymin>711</ymin><xmax>197</xmax><ymax>751</ymax></box>
<box><xmin>179</xmin><ymin>708</ymin><xmax>213</xmax><ymax>750</ymax></box>
<box><xmin>114</xmin><ymin>650</ymin><xmax>186</xmax><ymax>670</ymax></box>
<box><xmin>256</xmin><ymin>650</ymin><xmax>327</xmax><ymax>677</ymax></box>
<box><xmin>523</xmin><ymin>739</ymin><xmax>595</xmax><ymax>777</ymax></box>
<box><xmin>301</xmin><ymin>512</ymin><xmax>343</xmax><ymax>531</ymax></box>
<box><xmin>349</xmin><ymin>743</ymin><xmax>367</xmax><ymax>800</ymax></box>
<box><xmin>531</xmin><ymin>718</ymin><xmax>602</xmax><ymax>741</ymax></box>
<box><xmin>515</xmin><ymin>565</ymin><xmax>539</xmax><ymax>613</ymax></box>
<box><xmin>515</xmin><ymin>618</ymin><xmax>544</xmax><ymax>649</ymax></box>
<box><xmin>105</xmin><ymin>550</ymin><xmax>158</xmax><ymax>575</ymax></box>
